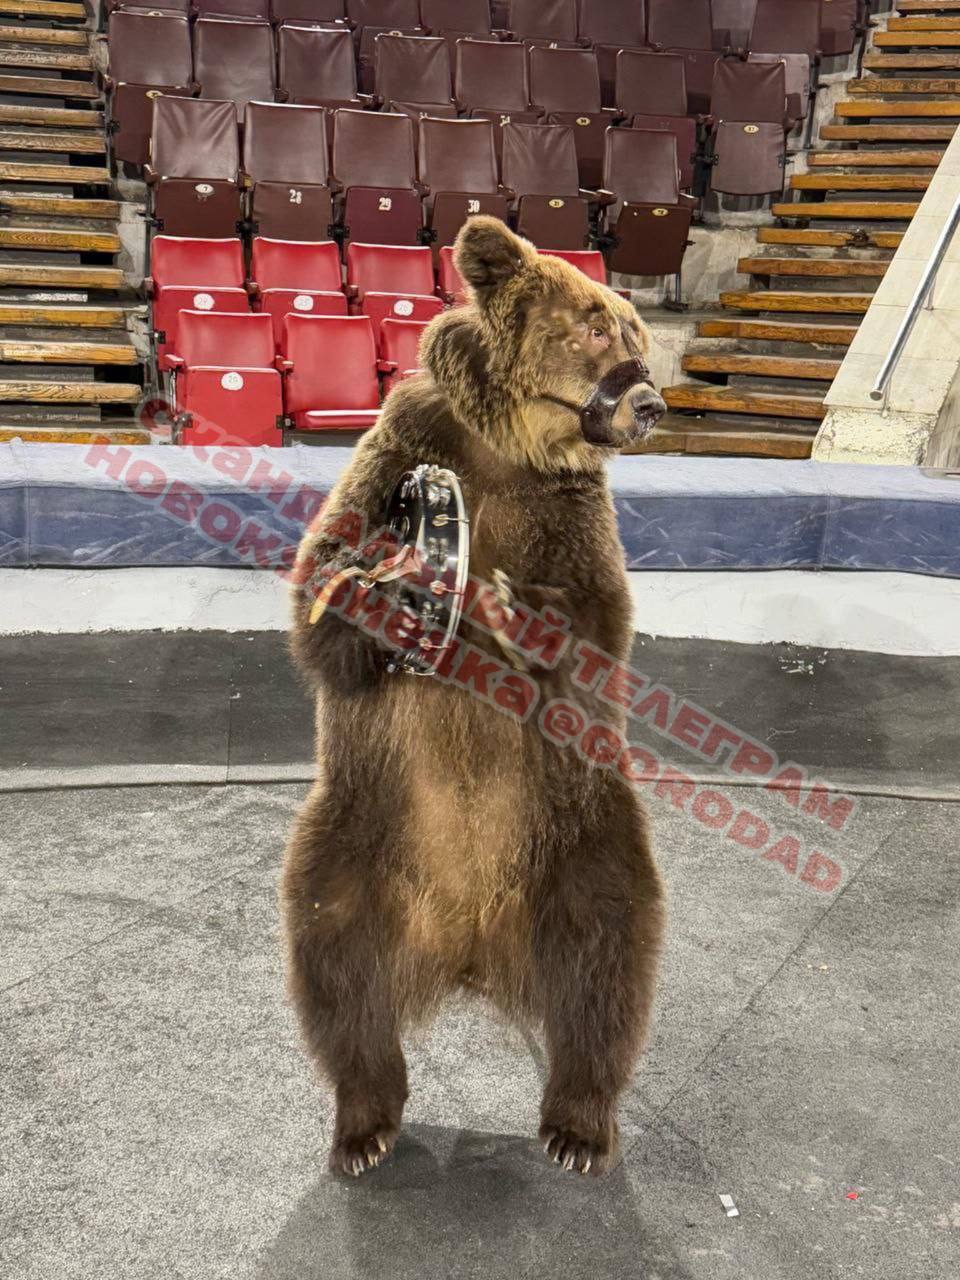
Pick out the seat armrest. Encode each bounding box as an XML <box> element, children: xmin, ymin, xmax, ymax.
<box><xmin>246</xmin><ymin>280</ymin><xmax>260</xmax><ymax>299</ymax></box>
<box><xmin>377</xmin><ymin>359</ymin><xmax>398</xmax><ymax>374</ymax></box>
<box><xmin>345</xmin><ymin>284</ymin><xmax>361</xmax><ymax>301</ymax></box>
<box><xmin>275</xmin><ymin>357</ymin><xmax>293</xmax><ymax>373</ymax></box>
<box><xmin>579</xmin><ymin>187</ymin><xmax>602</xmax><ymax>203</ymax></box>
<box><xmin>144</xmin><ymin>276</ymin><xmax>155</xmax><ymax>298</ymax></box>
<box><xmin>594</xmin><ymin>188</ymin><xmax>617</xmax><ymax>208</ymax></box>
<box><xmin>163</xmin><ymin>354</ymin><xmax>185</xmax><ymax>371</ymax></box>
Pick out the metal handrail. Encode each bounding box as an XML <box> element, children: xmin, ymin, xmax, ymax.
<box><xmin>869</xmin><ymin>191</ymin><xmax>960</xmax><ymax>405</ymax></box>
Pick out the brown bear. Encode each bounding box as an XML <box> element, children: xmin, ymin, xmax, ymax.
<box><xmin>281</xmin><ymin>217</ymin><xmax>667</xmax><ymax>1179</ymax></box>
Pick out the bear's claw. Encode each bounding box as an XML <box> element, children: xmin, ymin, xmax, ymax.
<box><xmin>539</xmin><ymin>1125</ymin><xmax>607</xmax><ymax>1176</ymax></box>
<box><xmin>329</xmin><ymin>1129</ymin><xmax>397</xmax><ymax>1178</ymax></box>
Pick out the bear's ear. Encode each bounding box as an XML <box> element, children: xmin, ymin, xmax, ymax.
<box><xmin>454</xmin><ymin>216</ymin><xmax>535</xmax><ymax>306</ymax></box>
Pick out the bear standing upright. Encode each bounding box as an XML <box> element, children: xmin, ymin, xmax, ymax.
<box><xmin>281</xmin><ymin>218</ymin><xmax>667</xmax><ymax>1178</ymax></box>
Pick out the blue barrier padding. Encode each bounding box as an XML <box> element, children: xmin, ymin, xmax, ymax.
<box><xmin>2</xmin><ymin>441</ymin><xmax>960</xmax><ymax>577</ymax></box>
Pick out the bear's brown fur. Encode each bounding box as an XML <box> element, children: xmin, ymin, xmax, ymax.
<box><xmin>281</xmin><ymin>218</ymin><xmax>666</xmax><ymax>1178</ymax></box>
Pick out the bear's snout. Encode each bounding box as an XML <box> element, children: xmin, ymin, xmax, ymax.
<box><xmin>626</xmin><ymin>385</ymin><xmax>667</xmax><ymax>438</ymax></box>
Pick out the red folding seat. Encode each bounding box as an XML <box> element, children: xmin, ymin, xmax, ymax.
<box><xmin>332</xmin><ymin>109</ymin><xmax>423</xmax><ymax>245</ymax></box>
<box><xmin>271</xmin><ymin>0</ymin><xmax>345</xmax><ymax>20</ymax></box>
<box><xmin>348</xmin><ymin>0</ymin><xmax>425</xmax><ymax>89</ymax></box>
<box><xmin>167</xmin><ymin>311</ymin><xmax>283</xmax><ymax>446</ymax></box>
<box><xmin>708</xmin><ymin>57</ymin><xmax>785</xmax><ymax>195</ymax></box>
<box><xmin>193</xmin><ymin>17</ymin><xmax>276</xmax><ymax>122</ymax></box>
<box><xmin>149</xmin><ymin>235</ymin><xmax>249</xmax><ymax>370</ymax></box>
<box><xmin>506</xmin><ymin>0</ymin><xmax>578</xmax><ymax>45</ymax></box>
<box><xmin>280</xmin><ymin>314</ymin><xmax>381</xmax><ymax>431</ymax></box>
<box><xmin>146</xmin><ymin>96</ymin><xmax>243</xmax><ymax>237</ymax></box>
<box><xmin>345</xmin><ymin>242</ymin><xmax>443</xmax><ymax>342</ymax></box>
<box><xmin>616</xmin><ymin>49</ymin><xmax>697</xmax><ymax>191</ymax></box>
<box><xmin>437</xmin><ymin>244</ymin><xmax>467</xmax><ymax>304</ymax></box>
<box><xmin>278</xmin><ymin>24</ymin><xmax>364</xmax><ymax>107</ymax></box>
<box><xmin>712</xmin><ymin>0</ymin><xmax>756</xmax><ymax>51</ymax></box>
<box><xmin>820</xmin><ymin>0</ymin><xmax>860</xmax><ymax>58</ymax></box>
<box><xmin>105</xmin><ymin>11</ymin><xmax>193</xmax><ymax>168</ymax></box>
<box><xmin>576</xmin><ymin>0</ymin><xmax>648</xmax><ymax>107</ymax></box>
<box><xmin>750</xmin><ymin>0</ymin><xmax>821</xmax><ymax>61</ymax></box>
<box><xmin>539</xmin><ymin>248</ymin><xmax>607</xmax><ymax>286</ymax></box>
<box><xmin>418</xmin><ymin>116</ymin><xmax>509</xmax><ymax>250</ymax></box>
<box><xmin>528</xmin><ymin>46</ymin><xmax>613</xmax><ymax>190</ymax></box>
<box><xmin>373</xmin><ymin>33</ymin><xmax>454</xmax><ymax>114</ymax></box>
<box><xmin>249</xmin><ymin>236</ymin><xmax>347</xmax><ymax>345</ymax></box>
<box><xmin>598</xmin><ymin>128</ymin><xmax>694</xmax><ymax>280</ymax></box>
<box><xmin>244</xmin><ymin>102</ymin><xmax>334</xmax><ymax>240</ymax></box>
<box><xmin>378</xmin><ymin>317</ymin><xmax>429</xmax><ymax>394</ymax></box>
<box><xmin>194</xmin><ymin>0</ymin><xmax>270</xmax><ymax>17</ymax></box>
<box><xmin>748</xmin><ymin>50</ymin><xmax>811</xmax><ymax>126</ymax></box>
<box><xmin>647</xmin><ymin>0</ymin><xmax>719</xmax><ymax>114</ymax></box>
<box><xmin>501</xmin><ymin>121</ymin><xmax>590</xmax><ymax>251</ymax></box>
<box><xmin>454</xmin><ymin>38</ymin><xmax>541</xmax><ymax>140</ymax></box>
<box><xmin>420</xmin><ymin>0</ymin><xmax>492</xmax><ymax>40</ymax></box>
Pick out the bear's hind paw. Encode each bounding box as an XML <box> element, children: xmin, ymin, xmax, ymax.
<box><xmin>539</xmin><ymin>1125</ymin><xmax>612</xmax><ymax>1177</ymax></box>
<box><xmin>329</xmin><ymin>1128</ymin><xmax>397</xmax><ymax>1178</ymax></box>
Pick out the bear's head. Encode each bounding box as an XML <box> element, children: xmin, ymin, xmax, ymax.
<box><xmin>420</xmin><ymin>217</ymin><xmax>665</xmax><ymax>472</ymax></box>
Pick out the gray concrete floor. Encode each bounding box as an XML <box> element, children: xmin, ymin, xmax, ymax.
<box><xmin>1</xmin><ymin>782</ymin><xmax>958</xmax><ymax>1280</ymax></box>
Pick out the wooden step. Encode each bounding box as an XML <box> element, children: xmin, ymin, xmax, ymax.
<box><xmin>820</xmin><ymin>122</ymin><xmax>957</xmax><ymax>139</ymax></box>
<box><xmin>0</xmin><ymin>423</ymin><xmax>150</xmax><ymax>444</ymax></box>
<box><xmin>0</xmin><ymin>128</ymin><xmax>104</xmax><ymax>153</ymax></box>
<box><xmin>720</xmin><ymin>290</ymin><xmax>871</xmax><ymax>313</ymax></box>
<box><xmin>889</xmin><ymin>16</ymin><xmax>960</xmax><ymax>28</ymax></box>
<box><xmin>0</xmin><ymin>340</ymin><xmax>138</xmax><ymax>365</ymax></box>
<box><xmin>0</xmin><ymin>103</ymin><xmax>102</xmax><ymax>128</ymax></box>
<box><xmin>898</xmin><ymin>1</ymin><xmax>960</xmax><ymax>11</ymax></box>
<box><xmin>0</xmin><ymin>23</ymin><xmax>87</xmax><ymax>45</ymax></box>
<box><xmin>0</xmin><ymin>72</ymin><xmax>98</xmax><ymax>99</ymax></box>
<box><xmin>791</xmin><ymin>171</ymin><xmax>930</xmax><ymax>190</ymax></box>
<box><xmin>0</xmin><ymin>262</ymin><xmax>123</xmax><ymax>288</ymax></box>
<box><xmin>758</xmin><ymin>226</ymin><xmax>904</xmax><ymax>249</ymax></box>
<box><xmin>849</xmin><ymin>76</ymin><xmax>960</xmax><ymax>92</ymax></box>
<box><xmin>874</xmin><ymin>30</ymin><xmax>960</xmax><ymax>44</ymax></box>
<box><xmin>0</xmin><ymin>0</ymin><xmax>86</xmax><ymax>18</ymax></box>
<box><xmin>0</xmin><ymin>160</ymin><xmax>109</xmax><ymax>183</ymax></box>
<box><xmin>863</xmin><ymin>50</ymin><xmax>960</xmax><ymax>67</ymax></box>
<box><xmin>699</xmin><ymin>318</ymin><xmax>858</xmax><ymax>345</ymax></box>
<box><xmin>0</xmin><ymin>381</ymin><xmax>141</xmax><ymax>404</ymax></box>
<box><xmin>772</xmin><ymin>200</ymin><xmax>920</xmax><ymax>219</ymax></box>
<box><xmin>0</xmin><ymin>193</ymin><xmax>120</xmax><ymax>219</ymax></box>
<box><xmin>808</xmin><ymin>149</ymin><xmax>943</xmax><ymax>165</ymax></box>
<box><xmin>0</xmin><ymin>303</ymin><xmax>129</xmax><ymax>327</ymax></box>
<box><xmin>0</xmin><ymin>225</ymin><xmax>119</xmax><ymax>252</ymax></box>
<box><xmin>627</xmin><ymin>421</ymin><xmax>815</xmax><ymax>460</ymax></box>
<box><xmin>681</xmin><ymin>353</ymin><xmax>841</xmax><ymax>381</ymax></box>
<box><xmin>835</xmin><ymin>97</ymin><xmax>960</xmax><ymax>114</ymax></box>
<box><xmin>663</xmin><ymin>384</ymin><xmax>826</xmax><ymax>421</ymax></box>
<box><xmin>738</xmin><ymin>255</ymin><xmax>888</xmax><ymax>278</ymax></box>
<box><xmin>0</xmin><ymin>46</ymin><xmax>92</xmax><ymax>70</ymax></box>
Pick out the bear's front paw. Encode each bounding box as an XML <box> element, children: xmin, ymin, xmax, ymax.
<box><xmin>539</xmin><ymin>1122</ymin><xmax>616</xmax><ymax>1177</ymax></box>
<box><xmin>329</xmin><ymin>1126</ymin><xmax>398</xmax><ymax>1178</ymax></box>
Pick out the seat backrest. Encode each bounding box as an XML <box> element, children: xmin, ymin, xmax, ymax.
<box><xmin>107</xmin><ymin>11</ymin><xmax>192</xmax><ymax>86</ymax></box>
<box><xmin>576</xmin><ymin>0</ymin><xmax>646</xmax><ymax>47</ymax></box>
<box><xmin>375</xmin><ymin>33</ymin><xmax>453</xmax><ymax>105</ymax></box>
<box><xmin>251</xmin><ymin>237</ymin><xmax>342</xmax><ymax>290</ymax></box>
<box><xmin>501</xmin><ymin>121</ymin><xmax>580</xmax><ymax>198</ymax></box>
<box><xmin>711</xmin><ymin>0</ymin><xmax>756</xmax><ymax>47</ymax></box>
<box><xmin>244</xmin><ymin>101</ymin><xmax>329</xmax><ymax>185</ymax></box>
<box><xmin>711</xmin><ymin>55</ymin><xmax>784</xmax><ymax>122</ymax></box>
<box><xmin>455</xmin><ymin>38</ymin><xmax>529</xmax><ymax>112</ymax></box>
<box><xmin>150</xmin><ymin>96</ymin><xmax>240</xmax><ymax>181</ymax></box>
<box><xmin>528</xmin><ymin>45</ymin><xmax>601</xmax><ymax>114</ymax></box>
<box><xmin>194</xmin><ymin>0</ymin><xmax>269</xmax><ymax>17</ymax></box>
<box><xmin>346</xmin><ymin>242</ymin><xmax>436</xmax><ymax>295</ymax></box>
<box><xmin>750</xmin><ymin>0</ymin><xmax>820</xmax><ymax>57</ymax></box>
<box><xmin>271</xmin><ymin>0</ymin><xmax>345</xmax><ymax>16</ymax></box>
<box><xmin>284</xmin><ymin>314</ymin><xmax>379</xmax><ymax>411</ymax></box>
<box><xmin>332</xmin><ymin>108</ymin><xmax>417</xmax><ymax>188</ymax></box>
<box><xmin>279</xmin><ymin>25</ymin><xmax>357</xmax><ymax>103</ymax></box>
<box><xmin>819</xmin><ymin>0</ymin><xmax>859</xmax><ymax>53</ymax></box>
<box><xmin>647</xmin><ymin>0</ymin><xmax>712</xmax><ymax>49</ymax></box>
<box><xmin>380</xmin><ymin>317</ymin><xmax>428</xmax><ymax>370</ymax></box>
<box><xmin>194</xmin><ymin>17</ymin><xmax>275</xmax><ymax>114</ymax></box>
<box><xmin>604</xmin><ymin>127</ymin><xmax>679</xmax><ymax>204</ymax></box>
<box><xmin>177</xmin><ymin>310</ymin><xmax>276</xmax><ymax>368</ymax></box>
<box><xmin>152</xmin><ymin>235</ymin><xmax>245</xmax><ymax>287</ymax></box>
<box><xmin>420</xmin><ymin>0</ymin><xmax>491</xmax><ymax>35</ymax></box>
<box><xmin>616</xmin><ymin>49</ymin><xmax>687</xmax><ymax>117</ymax></box>
<box><xmin>347</xmin><ymin>0</ymin><xmax>420</xmax><ymax>25</ymax></box>
<box><xmin>508</xmin><ymin>0</ymin><xmax>577</xmax><ymax>43</ymax></box>
<box><xmin>539</xmin><ymin>248</ymin><xmax>607</xmax><ymax>284</ymax></box>
<box><xmin>418</xmin><ymin>116</ymin><xmax>498</xmax><ymax>193</ymax></box>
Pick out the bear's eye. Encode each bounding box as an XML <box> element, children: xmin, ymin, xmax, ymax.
<box><xmin>590</xmin><ymin>327</ymin><xmax>607</xmax><ymax>340</ymax></box>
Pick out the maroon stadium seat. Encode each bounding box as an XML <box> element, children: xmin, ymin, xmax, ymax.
<box><xmin>332</xmin><ymin>108</ymin><xmax>423</xmax><ymax>245</ymax></box>
<box><xmin>280</xmin><ymin>314</ymin><xmax>381</xmax><ymax>430</ymax></box>
<box><xmin>708</xmin><ymin>57</ymin><xmax>786</xmax><ymax>195</ymax></box>
<box><xmin>244</xmin><ymin>102</ymin><xmax>334</xmax><ymax>240</ymax></box>
<box><xmin>167</xmin><ymin>311</ymin><xmax>283</xmax><ymax>446</ymax></box>
<box><xmin>748</xmin><ymin>51</ymin><xmax>811</xmax><ymax>125</ymax></box>
<box><xmin>417</xmin><ymin>116</ymin><xmax>509</xmax><ymax>250</ymax></box>
<box><xmin>751</xmin><ymin>0</ymin><xmax>821</xmax><ymax>60</ymax></box>
<box><xmin>528</xmin><ymin>46</ymin><xmax>613</xmax><ymax>190</ymax></box>
<box><xmin>616</xmin><ymin>49</ymin><xmax>696</xmax><ymax>190</ymax></box>
<box><xmin>374</xmin><ymin>33</ymin><xmax>454</xmax><ymax>113</ymax></box>
<box><xmin>105</xmin><ymin>10</ymin><xmax>193</xmax><ymax>169</ymax></box>
<box><xmin>820</xmin><ymin>0</ymin><xmax>860</xmax><ymax>57</ymax></box>
<box><xmin>149</xmin><ymin>235</ymin><xmax>248</xmax><ymax>369</ymax></box>
<box><xmin>146</xmin><ymin>96</ymin><xmax>243</xmax><ymax>237</ymax></box>
<box><xmin>437</xmin><ymin>245</ymin><xmax>467</xmax><ymax>304</ymax></box>
<box><xmin>646</xmin><ymin>0</ymin><xmax>719</xmax><ymax>114</ymax></box>
<box><xmin>378</xmin><ymin>316</ymin><xmax>429</xmax><ymax>393</ymax></box>
<box><xmin>599</xmin><ymin>128</ymin><xmax>694</xmax><ymax>278</ymax></box>
<box><xmin>349</xmin><ymin>0</ymin><xmax>425</xmax><ymax>89</ymax></box>
<box><xmin>270</xmin><ymin>0</ymin><xmax>346</xmax><ymax>20</ymax></box>
<box><xmin>506</xmin><ymin>0</ymin><xmax>578</xmax><ymax>45</ymax></box>
<box><xmin>278</xmin><ymin>24</ymin><xmax>363</xmax><ymax>107</ymax></box>
<box><xmin>345</xmin><ymin>242</ymin><xmax>443</xmax><ymax>341</ymax></box>
<box><xmin>194</xmin><ymin>0</ymin><xmax>270</xmax><ymax>18</ymax></box>
<box><xmin>249</xmin><ymin>236</ymin><xmax>347</xmax><ymax>345</ymax></box>
<box><xmin>454</xmin><ymin>38</ymin><xmax>531</xmax><ymax>115</ymax></box>
<box><xmin>501</xmin><ymin>121</ymin><xmax>590</xmax><ymax>251</ymax></box>
<box><xmin>712</xmin><ymin>0</ymin><xmax>756</xmax><ymax>51</ymax></box>
<box><xmin>539</xmin><ymin>247</ymin><xmax>608</xmax><ymax>285</ymax></box>
<box><xmin>576</xmin><ymin>0</ymin><xmax>648</xmax><ymax>107</ymax></box>
<box><xmin>193</xmin><ymin>17</ymin><xmax>276</xmax><ymax>121</ymax></box>
<box><xmin>420</xmin><ymin>0</ymin><xmax>492</xmax><ymax>38</ymax></box>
